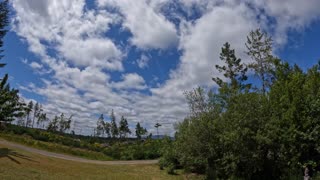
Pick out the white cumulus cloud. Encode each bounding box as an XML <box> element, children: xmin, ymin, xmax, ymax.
<box><xmin>11</xmin><ymin>0</ymin><xmax>320</xmax><ymax>136</ymax></box>
<box><xmin>111</xmin><ymin>73</ymin><xmax>147</xmax><ymax>90</ymax></box>
<box><xmin>98</xmin><ymin>0</ymin><xmax>179</xmax><ymax>50</ymax></box>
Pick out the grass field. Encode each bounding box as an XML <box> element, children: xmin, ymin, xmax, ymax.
<box><xmin>0</xmin><ymin>133</ymin><xmax>113</xmax><ymax>161</ymax></box>
<box><xmin>0</xmin><ymin>143</ymin><xmax>189</xmax><ymax>180</ymax></box>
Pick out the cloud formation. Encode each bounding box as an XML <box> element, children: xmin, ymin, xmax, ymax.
<box><xmin>111</xmin><ymin>73</ymin><xmax>147</xmax><ymax>90</ymax></box>
<box><xmin>98</xmin><ymin>0</ymin><xmax>179</xmax><ymax>49</ymax></box>
<box><xmin>136</xmin><ymin>54</ymin><xmax>149</xmax><ymax>69</ymax></box>
<box><xmin>11</xmin><ymin>0</ymin><xmax>320</xmax><ymax>136</ymax></box>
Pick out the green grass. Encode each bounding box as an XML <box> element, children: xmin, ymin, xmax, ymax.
<box><xmin>0</xmin><ymin>133</ymin><xmax>204</xmax><ymax>179</ymax></box>
<box><xmin>0</xmin><ymin>133</ymin><xmax>112</xmax><ymax>161</ymax></box>
<box><xmin>0</xmin><ymin>143</ymin><xmax>187</xmax><ymax>180</ymax></box>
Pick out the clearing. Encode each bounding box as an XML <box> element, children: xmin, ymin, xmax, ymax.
<box><xmin>0</xmin><ymin>139</ymin><xmax>186</xmax><ymax>180</ymax></box>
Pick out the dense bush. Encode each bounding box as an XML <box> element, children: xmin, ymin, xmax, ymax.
<box><xmin>103</xmin><ymin>139</ymin><xmax>162</xmax><ymax>160</ymax></box>
<box><xmin>159</xmin><ymin>137</ymin><xmax>180</xmax><ymax>175</ymax></box>
<box><xmin>160</xmin><ymin>30</ymin><xmax>320</xmax><ymax>179</ymax></box>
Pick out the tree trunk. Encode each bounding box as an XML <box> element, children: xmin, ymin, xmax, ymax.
<box><xmin>304</xmin><ymin>167</ymin><xmax>310</xmax><ymax>180</ymax></box>
<box><xmin>206</xmin><ymin>157</ymin><xmax>215</xmax><ymax>180</ymax></box>
<box><xmin>32</xmin><ymin>116</ymin><xmax>35</xmax><ymax>128</ymax></box>
<box><xmin>25</xmin><ymin>114</ymin><xmax>29</xmax><ymax>127</ymax></box>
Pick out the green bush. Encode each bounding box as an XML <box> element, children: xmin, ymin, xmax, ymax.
<box><xmin>166</xmin><ymin>163</ymin><xmax>176</xmax><ymax>175</ymax></box>
<box><xmin>3</xmin><ymin>125</ymin><xmax>163</xmax><ymax>161</ymax></box>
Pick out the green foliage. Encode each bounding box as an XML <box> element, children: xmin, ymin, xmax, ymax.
<box><xmin>213</xmin><ymin>42</ymin><xmax>248</xmax><ymax>90</ymax></box>
<box><xmin>104</xmin><ymin>120</ymin><xmax>111</xmax><ymax>137</ymax></box>
<box><xmin>47</xmin><ymin>113</ymin><xmax>72</xmax><ymax>133</ymax></box>
<box><xmin>25</xmin><ymin>101</ymin><xmax>33</xmax><ymax>127</ymax></box>
<box><xmin>103</xmin><ymin>139</ymin><xmax>162</xmax><ymax>160</ymax></box>
<box><xmin>166</xmin><ymin>163</ymin><xmax>176</xmax><ymax>175</ymax></box>
<box><xmin>160</xmin><ymin>30</ymin><xmax>320</xmax><ymax>179</ymax></box>
<box><xmin>0</xmin><ymin>132</ymin><xmax>112</xmax><ymax>160</ymax></box>
<box><xmin>96</xmin><ymin>114</ymin><xmax>105</xmax><ymax>137</ymax></box>
<box><xmin>264</xmin><ymin>61</ymin><xmax>320</xmax><ymax>176</ymax></box>
<box><xmin>159</xmin><ymin>137</ymin><xmax>179</xmax><ymax>174</ymax></box>
<box><xmin>0</xmin><ymin>0</ymin><xmax>9</xmax><ymax>67</ymax></box>
<box><xmin>119</xmin><ymin>115</ymin><xmax>131</xmax><ymax>138</ymax></box>
<box><xmin>246</xmin><ymin>28</ymin><xmax>274</xmax><ymax>93</ymax></box>
<box><xmin>4</xmin><ymin>124</ymin><xmax>162</xmax><ymax>161</ymax></box>
<box><xmin>36</xmin><ymin>112</ymin><xmax>47</xmax><ymax>129</ymax></box>
<box><xmin>47</xmin><ymin>116</ymin><xmax>59</xmax><ymax>132</ymax></box>
<box><xmin>31</xmin><ymin>102</ymin><xmax>39</xmax><ymax>128</ymax></box>
<box><xmin>58</xmin><ymin>113</ymin><xmax>72</xmax><ymax>133</ymax></box>
<box><xmin>0</xmin><ymin>74</ymin><xmax>25</xmax><ymax>124</ymax></box>
<box><xmin>110</xmin><ymin>109</ymin><xmax>119</xmax><ymax>138</ymax></box>
<box><xmin>0</xmin><ymin>1</ymin><xmax>25</xmax><ymax>125</ymax></box>
<box><xmin>135</xmin><ymin>122</ymin><xmax>147</xmax><ymax>139</ymax></box>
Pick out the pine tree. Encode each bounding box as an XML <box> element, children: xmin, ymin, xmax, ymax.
<box><xmin>119</xmin><ymin>116</ymin><xmax>131</xmax><ymax>138</ymax></box>
<box><xmin>124</xmin><ymin>117</ymin><xmax>131</xmax><ymax>137</ymax></box>
<box><xmin>135</xmin><ymin>122</ymin><xmax>147</xmax><ymax>139</ymax></box>
<box><xmin>110</xmin><ymin>110</ymin><xmax>118</xmax><ymax>138</ymax></box>
<box><xmin>0</xmin><ymin>0</ymin><xmax>24</xmax><ymax>125</ymax></box>
<box><xmin>135</xmin><ymin>122</ymin><xmax>142</xmax><ymax>139</ymax></box>
<box><xmin>246</xmin><ymin>29</ymin><xmax>274</xmax><ymax>94</ymax></box>
<box><xmin>104</xmin><ymin>121</ymin><xmax>111</xmax><ymax>138</ymax></box>
<box><xmin>32</xmin><ymin>102</ymin><xmax>39</xmax><ymax>128</ymax></box>
<box><xmin>37</xmin><ymin>113</ymin><xmax>47</xmax><ymax>129</ymax></box>
<box><xmin>0</xmin><ymin>75</ymin><xmax>24</xmax><ymax>124</ymax></box>
<box><xmin>96</xmin><ymin>114</ymin><xmax>105</xmax><ymax>137</ymax></box>
<box><xmin>47</xmin><ymin>115</ymin><xmax>59</xmax><ymax>132</ymax></box>
<box><xmin>36</xmin><ymin>104</ymin><xmax>44</xmax><ymax>128</ymax></box>
<box><xmin>25</xmin><ymin>101</ymin><xmax>33</xmax><ymax>127</ymax></box>
<box><xmin>0</xmin><ymin>0</ymin><xmax>9</xmax><ymax>68</ymax></box>
<box><xmin>58</xmin><ymin>113</ymin><xmax>72</xmax><ymax>133</ymax></box>
<box><xmin>213</xmin><ymin>42</ymin><xmax>248</xmax><ymax>90</ymax></box>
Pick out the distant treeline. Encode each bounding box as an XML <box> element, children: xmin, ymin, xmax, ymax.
<box><xmin>1</xmin><ymin>124</ymin><xmax>163</xmax><ymax>160</ymax></box>
<box><xmin>0</xmin><ymin>0</ymin><xmax>160</xmax><ymax>162</ymax></box>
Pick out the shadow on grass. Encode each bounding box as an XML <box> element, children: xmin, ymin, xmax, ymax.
<box><xmin>0</xmin><ymin>148</ymin><xmax>38</xmax><ymax>164</ymax></box>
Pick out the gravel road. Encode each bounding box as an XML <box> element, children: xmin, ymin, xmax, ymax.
<box><xmin>0</xmin><ymin>139</ymin><xmax>158</xmax><ymax>165</ymax></box>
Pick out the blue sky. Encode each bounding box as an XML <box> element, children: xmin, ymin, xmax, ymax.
<box><xmin>2</xmin><ymin>0</ymin><xmax>320</xmax><ymax>136</ymax></box>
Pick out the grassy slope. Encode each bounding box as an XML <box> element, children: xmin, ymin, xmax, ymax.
<box><xmin>0</xmin><ymin>133</ymin><xmax>112</xmax><ymax>161</ymax></box>
<box><xmin>0</xmin><ymin>143</ymin><xmax>185</xmax><ymax>180</ymax></box>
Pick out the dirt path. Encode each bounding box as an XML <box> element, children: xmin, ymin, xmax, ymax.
<box><xmin>0</xmin><ymin>139</ymin><xmax>158</xmax><ymax>165</ymax></box>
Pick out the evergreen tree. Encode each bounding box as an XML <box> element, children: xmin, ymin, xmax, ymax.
<box><xmin>0</xmin><ymin>0</ymin><xmax>24</xmax><ymax>125</ymax></box>
<box><xmin>119</xmin><ymin>116</ymin><xmax>131</xmax><ymax>138</ymax></box>
<box><xmin>16</xmin><ymin>116</ymin><xmax>25</xmax><ymax>126</ymax></box>
<box><xmin>25</xmin><ymin>101</ymin><xmax>33</xmax><ymax>127</ymax></box>
<box><xmin>37</xmin><ymin>113</ymin><xmax>47</xmax><ymax>129</ymax></box>
<box><xmin>96</xmin><ymin>114</ymin><xmax>105</xmax><ymax>137</ymax></box>
<box><xmin>110</xmin><ymin>110</ymin><xmax>118</xmax><ymax>138</ymax></box>
<box><xmin>47</xmin><ymin>115</ymin><xmax>59</xmax><ymax>132</ymax></box>
<box><xmin>246</xmin><ymin>29</ymin><xmax>274</xmax><ymax>94</ymax></box>
<box><xmin>135</xmin><ymin>122</ymin><xmax>147</xmax><ymax>139</ymax></box>
<box><xmin>16</xmin><ymin>99</ymin><xmax>26</xmax><ymax>126</ymax></box>
<box><xmin>0</xmin><ymin>0</ymin><xmax>8</xmax><ymax>68</ymax></box>
<box><xmin>0</xmin><ymin>74</ymin><xmax>25</xmax><ymax>124</ymax></box>
<box><xmin>135</xmin><ymin>122</ymin><xmax>142</xmax><ymax>139</ymax></box>
<box><xmin>162</xmin><ymin>35</ymin><xmax>320</xmax><ymax>179</ymax></box>
<box><xmin>32</xmin><ymin>102</ymin><xmax>39</xmax><ymax>128</ymax></box>
<box><xmin>47</xmin><ymin>113</ymin><xmax>72</xmax><ymax>133</ymax></box>
<box><xmin>58</xmin><ymin>113</ymin><xmax>72</xmax><ymax>133</ymax></box>
<box><xmin>104</xmin><ymin>121</ymin><xmax>111</xmax><ymax>138</ymax></box>
<box><xmin>36</xmin><ymin>104</ymin><xmax>44</xmax><ymax>128</ymax></box>
<box><xmin>213</xmin><ymin>42</ymin><xmax>248</xmax><ymax>90</ymax></box>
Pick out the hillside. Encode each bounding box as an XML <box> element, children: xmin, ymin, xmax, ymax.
<box><xmin>0</xmin><ymin>139</ymin><xmax>191</xmax><ymax>180</ymax></box>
